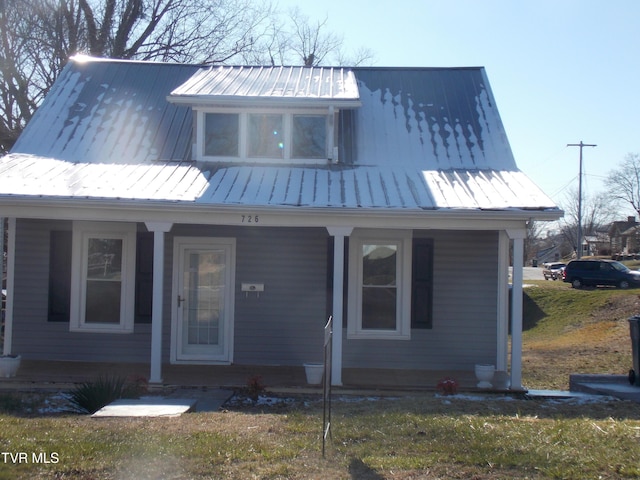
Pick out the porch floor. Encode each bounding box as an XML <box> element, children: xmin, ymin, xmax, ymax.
<box><xmin>0</xmin><ymin>360</ymin><xmax>481</xmax><ymax>393</ymax></box>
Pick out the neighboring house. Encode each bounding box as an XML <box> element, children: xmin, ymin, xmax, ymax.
<box><xmin>609</xmin><ymin>216</ymin><xmax>639</xmax><ymax>255</ymax></box>
<box><xmin>583</xmin><ymin>231</ymin><xmax>611</xmax><ymax>257</ymax></box>
<box><xmin>533</xmin><ymin>244</ymin><xmax>562</xmax><ymax>265</ymax></box>
<box><xmin>0</xmin><ymin>57</ymin><xmax>561</xmax><ymax>390</ymax></box>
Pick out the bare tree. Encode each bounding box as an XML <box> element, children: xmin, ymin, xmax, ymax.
<box><xmin>558</xmin><ymin>187</ymin><xmax>616</xmax><ymax>255</ymax></box>
<box><xmin>0</xmin><ymin>1</ymin><xmax>376</xmax><ymax>153</ymax></box>
<box><xmin>248</xmin><ymin>7</ymin><xmax>375</xmax><ymax>67</ymax></box>
<box><xmin>606</xmin><ymin>153</ymin><xmax>640</xmax><ymax>217</ymax></box>
<box><xmin>0</xmin><ymin>0</ymin><xmax>276</xmax><ymax>153</ymax></box>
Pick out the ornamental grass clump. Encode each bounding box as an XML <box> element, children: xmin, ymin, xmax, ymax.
<box><xmin>68</xmin><ymin>374</ymin><xmax>148</xmax><ymax>414</ymax></box>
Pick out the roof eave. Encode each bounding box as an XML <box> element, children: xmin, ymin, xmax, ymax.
<box><xmin>0</xmin><ymin>196</ymin><xmax>564</xmax><ymax>228</ymax></box>
<box><xmin>166</xmin><ymin>95</ymin><xmax>362</xmax><ymax>109</ymax></box>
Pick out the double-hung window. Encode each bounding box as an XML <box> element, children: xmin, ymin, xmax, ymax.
<box><xmin>348</xmin><ymin>230</ymin><xmax>412</xmax><ymax>340</ymax></box>
<box><xmin>199</xmin><ymin>110</ymin><xmax>330</xmax><ymax>163</ymax></box>
<box><xmin>70</xmin><ymin>222</ymin><xmax>137</xmax><ymax>333</ymax></box>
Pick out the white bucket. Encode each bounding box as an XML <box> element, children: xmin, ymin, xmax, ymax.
<box><xmin>303</xmin><ymin>363</ymin><xmax>324</xmax><ymax>385</ymax></box>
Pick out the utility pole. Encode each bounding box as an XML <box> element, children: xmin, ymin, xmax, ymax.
<box><xmin>567</xmin><ymin>141</ymin><xmax>597</xmax><ymax>259</ymax></box>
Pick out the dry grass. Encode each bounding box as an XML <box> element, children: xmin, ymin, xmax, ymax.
<box><xmin>0</xmin><ymin>282</ymin><xmax>639</xmax><ymax>479</ymax></box>
<box><xmin>0</xmin><ymin>394</ymin><xmax>638</xmax><ymax>480</ymax></box>
<box><xmin>522</xmin><ymin>281</ymin><xmax>640</xmax><ymax>389</ymax></box>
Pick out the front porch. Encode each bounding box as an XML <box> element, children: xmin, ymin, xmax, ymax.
<box><xmin>2</xmin><ymin>360</ymin><xmax>480</xmax><ymax>393</ymax></box>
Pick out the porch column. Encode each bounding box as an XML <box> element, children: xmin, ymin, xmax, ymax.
<box><xmin>2</xmin><ymin>218</ymin><xmax>15</xmax><ymax>355</ymax></box>
<box><xmin>507</xmin><ymin>228</ymin><xmax>526</xmax><ymax>391</ymax></box>
<box><xmin>496</xmin><ymin>231</ymin><xmax>509</xmax><ymax>372</ymax></box>
<box><xmin>326</xmin><ymin>227</ymin><xmax>353</xmax><ymax>386</ymax></box>
<box><xmin>145</xmin><ymin>222</ymin><xmax>173</xmax><ymax>385</ymax></box>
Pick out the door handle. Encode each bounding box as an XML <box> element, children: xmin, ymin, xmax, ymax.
<box><xmin>177</xmin><ymin>295</ymin><xmax>185</xmax><ymax>307</ymax></box>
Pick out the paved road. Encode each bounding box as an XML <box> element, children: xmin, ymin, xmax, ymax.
<box><xmin>523</xmin><ymin>266</ymin><xmax>545</xmax><ymax>280</ymax></box>
<box><xmin>509</xmin><ymin>266</ymin><xmax>551</xmax><ymax>281</ymax></box>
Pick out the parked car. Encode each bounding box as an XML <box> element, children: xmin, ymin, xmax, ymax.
<box><xmin>542</xmin><ymin>262</ymin><xmax>566</xmax><ymax>280</ymax></box>
<box><xmin>562</xmin><ymin>259</ymin><xmax>640</xmax><ymax>289</ymax></box>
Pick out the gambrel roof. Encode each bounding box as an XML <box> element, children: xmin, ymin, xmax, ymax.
<box><xmin>0</xmin><ymin>57</ymin><xmax>560</xmax><ymax>218</ymax></box>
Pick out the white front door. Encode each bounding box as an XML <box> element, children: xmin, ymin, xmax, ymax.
<box><xmin>172</xmin><ymin>237</ymin><xmax>235</xmax><ymax>363</ymax></box>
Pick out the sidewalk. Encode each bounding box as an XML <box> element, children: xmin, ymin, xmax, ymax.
<box><xmin>570</xmin><ymin>374</ymin><xmax>640</xmax><ymax>402</ymax></box>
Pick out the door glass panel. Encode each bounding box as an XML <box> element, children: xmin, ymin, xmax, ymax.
<box><xmin>183</xmin><ymin>251</ymin><xmax>225</xmax><ymax>350</ymax></box>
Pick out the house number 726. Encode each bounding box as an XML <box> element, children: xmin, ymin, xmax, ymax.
<box><xmin>241</xmin><ymin>215</ymin><xmax>259</xmax><ymax>223</ymax></box>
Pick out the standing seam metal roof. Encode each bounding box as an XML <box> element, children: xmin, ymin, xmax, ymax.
<box><xmin>169</xmin><ymin>65</ymin><xmax>359</xmax><ymax>101</ymax></box>
<box><xmin>1</xmin><ymin>57</ymin><xmax>559</xmax><ymax>213</ymax></box>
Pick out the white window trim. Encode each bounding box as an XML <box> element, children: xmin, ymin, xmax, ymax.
<box><xmin>196</xmin><ymin>107</ymin><xmax>335</xmax><ymax>164</ymax></box>
<box><xmin>347</xmin><ymin>230</ymin><xmax>412</xmax><ymax>340</ymax></box>
<box><xmin>70</xmin><ymin>222</ymin><xmax>137</xmax><ymax>333</ymax></box>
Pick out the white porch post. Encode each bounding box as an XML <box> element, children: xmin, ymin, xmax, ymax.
<box><xmin>2</xmin><ymin>218</ymin><xmax>15</xmax><ymax>356</ymax></box>
<box><xmin>145</xmin><ymin>222</ymin><xmax>173</xmax><ymax>385</ymax></box>
<box><xmin>496</xmin><ymin>231</ymin><xmax>509</xmax><ymax>372</ymax></box>
<box><xmin>507</xmin><ymin>228</ymin><xmax>526</xmax><ymax>391</ymax></box>
<box><xmin>326</xmin><ymin>227</ymin><xmax>353</xmax><ymax>386</ymax></box>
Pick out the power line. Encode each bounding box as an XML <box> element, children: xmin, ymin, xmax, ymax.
<box><xmin>567</xmin><ymin>141</ymin><xmax>597</xmax><ymax>259</ymax></box>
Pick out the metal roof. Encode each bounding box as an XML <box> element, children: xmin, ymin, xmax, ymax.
<box><xmin>0</xmin><ymin>57</ymin><xmax>560</xmax><ymax>216</ymax></box>
<box><xmin>0</xmin><ymin>154</ymin><xmax>552</xmax><ymax>211</ymax></box>
<box><xmin>168</xmin><ymin>65</ymin><xmax>360</xmax><ymax>106</ymax></box>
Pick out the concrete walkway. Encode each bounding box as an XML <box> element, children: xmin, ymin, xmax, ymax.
<box><xmin>570</xmin><ymin>374</ymin><xmax>640</xmax><ymax>402</ymax></box>
<box><xmin>92</xmin><ymin>388</ymin><xmax>234</xmax><ymax>417</ymax></box>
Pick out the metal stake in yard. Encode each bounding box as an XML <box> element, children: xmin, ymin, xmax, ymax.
<box><xmin>322</xmin><ymin>316</ymin><xmax>333</xmax><ymax>457</ymax></box>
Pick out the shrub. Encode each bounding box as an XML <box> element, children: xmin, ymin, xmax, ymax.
<box><xmin>68</xmin><ymin>374</ymin><xmax>148</xmax><ymax>414</ymax></box>
<box><xmin>245</xmin><ymin>375</ymin><xmax>266</xmax><ymax>401</ymax></box>
<box><xmin>436</xmin><ymin>377</ymin><xmax>459</xmax><ymax>395</ymax></box>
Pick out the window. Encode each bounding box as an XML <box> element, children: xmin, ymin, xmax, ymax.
<box><xmin>292</xmin><ymin>115</ymin><xmax>327</xmax><ymax>158</ymax></box>
<box><xmin>348</xmin><ymin>231</ymin><xmax>412</xmax><ymax>340</ymax></box>
<box><xmin>248</xmin><ymin>114</ymin><xmax>284</xmax><ymax>158</ymax></box>
<box><xmin>199</xmin><ymin>110</ymin><xmax>330</xmax><ymax>162</ymax></box>
<box><xmin>48</xmin><ymin>229</ymin><xmax>153</xmax><ymax>325</ymax></box>
<box><xmin>70</xmin><ymin>222</ymin><xmax>137</xmax><ymax>333</ymax></box>
<box><xmin>204</xmin><ymin>113</ymin><xmax>239</xmax><ymax>157</ymax></box>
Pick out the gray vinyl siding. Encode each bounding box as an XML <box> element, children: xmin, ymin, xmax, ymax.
<box><xmin>167</xmin><ymin>225</ymin><xmax>328</xmax><ymax>366</ymax></box>
<box><xmin>12</xmin><ymin>220</ymin><xmax>329</xmax><ymax>366</ymax></box>
<box><xmin>11</xmin><ymin>219</ymin><xmax>152</xmax><ymax>362</ymax></box>
<box><xmin>12</xmin><ymin>218</ymin><xmax>498</xmax><ymax>371</ymax></box>
<box><xmin>343</xmin><ymin>230</ymin><xmax>499</xmax><ymax>371</ymax></box>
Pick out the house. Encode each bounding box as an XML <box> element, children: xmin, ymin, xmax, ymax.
<box><xmin>610</xmin><ymin>216</ymin><xmax>639</xmax><ymax>257</ymax></box>
<box><xmin>0</xmin><ymin>57</ymin><xmax>561</xmax><ymax>390</ymax></box>
<box><xmin>582</xmin><ymin>231</ymin><xmax>611</xmax><ymax>257</ymax></box>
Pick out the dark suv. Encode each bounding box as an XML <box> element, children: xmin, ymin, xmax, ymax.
<box><xmin>562</xmin><ymin>259</ymin><xmax>640</xmax><ymax>289</ymax></box>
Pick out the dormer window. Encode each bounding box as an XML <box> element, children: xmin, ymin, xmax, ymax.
<box><xmin>204</xmin><ymin>113</ymin><xmax>239</xmax><ymax>157</ymax></box>
<box><xmin>168</xmin><ymin>66</ymin><xmax>361</xmax><ymax>164</ymax></box>
<box><xmin>199</xmin><ymin>110</ymin><xmax>331</xmax><ymax>163</ymax></box>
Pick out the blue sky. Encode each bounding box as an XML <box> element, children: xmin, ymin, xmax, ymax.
<box><xmin>280</xmin><ymin>0</ymin><xmax>639</xmax><ymax>217</ymax></box>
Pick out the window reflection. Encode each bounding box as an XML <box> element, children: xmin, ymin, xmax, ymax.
<box><xmin>248</xmin><ymin>114</ymin><xmax>284</xmax><ymax>158</ymax></box>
